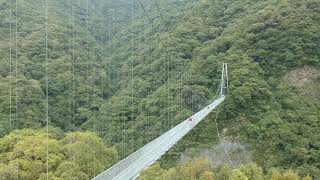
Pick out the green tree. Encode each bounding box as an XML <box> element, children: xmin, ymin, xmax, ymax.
<box><xmin>231</xmin><ymin>169</ymin><xmax>248</xmax><ymax>180</ymax></box>
<box><xmin>0</xmin><ymin>129</ymin><xmax>118</xmax><ymax>179</ymax></box>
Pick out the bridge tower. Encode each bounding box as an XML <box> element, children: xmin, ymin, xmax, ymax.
<box><xmin>220</xmin><ymin>63</ymin><xmax>229</xmax><ymax>96</ymax></box>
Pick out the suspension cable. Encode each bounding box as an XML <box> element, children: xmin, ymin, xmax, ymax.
<box><xmin>99</xmin><ymin>0</ymin><xmax>103</xmax><ymax>170</ymax></box>
<box><xmin>15</xmin><ymin>0</ymin><xmax>19</xmax><ymax>176</ymax></box>
<box><xmin>131</xmin><ymin>0</ymin><xmax>134</xmax><ymax>153</ymax></box>
<box><xmin>92</xmin><ymin>0</ymin><xmax>97</xmax><ymax>176</ymax></box>
<box><xmin>152</xmin><ymin>0</ymin><xmax>176</xmax><ymax>47</ymax></box>
<box><xmin>9</xmin><ymin>0</ymin><xmax>12</xmax><ymax>133</ymax></box>
<box><xmin>138</xmin><ymin>0</ymin><xmax>164</xmax><ymax>47</ymax></box>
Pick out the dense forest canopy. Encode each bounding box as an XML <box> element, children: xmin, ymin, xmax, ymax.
<box><xmin>0</xmin><ymin>0</ymin><xmax>319</xmax><ymax>179</ymax></box>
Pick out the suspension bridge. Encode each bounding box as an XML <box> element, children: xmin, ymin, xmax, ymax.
<box><xmin>93</xmin><ymin>63</ymin><xmax>229</xmax><ymax>180</ymax></box>
<box><xmin>2</xmin><ymin>0</ymin><xmax>230</xmax><ymax>179</ymax></box>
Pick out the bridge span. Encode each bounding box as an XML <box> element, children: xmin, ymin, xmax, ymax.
<box><xmin>93</xmin><ymin>63</ymin><xmax>228</xmax><ymax>180</ymax></box>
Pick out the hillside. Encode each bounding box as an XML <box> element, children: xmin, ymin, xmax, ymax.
<box><xmin>0</xmin><ymin>0</ymin><xmax>319</xmax><ymax>179</ymax></box>
<box><xmin>153</xmin><ymin>0</ymin><xmax>320</xmax><ymax>178</ymax></box>
<box><xmin>0</xmin><ymin>0</ymin><xmax>195</xmax><ymax>135</ymax></box>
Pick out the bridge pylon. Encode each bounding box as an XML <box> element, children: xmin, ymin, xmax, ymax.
<box><xmin>220</xmin><ymin>63</ymin><xmax>229</xmax><ymax>96</ymax></box>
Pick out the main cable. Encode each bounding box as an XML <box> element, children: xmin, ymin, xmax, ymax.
<box><xmin>138</xmin><ymin>0</ymin><xmax>164</xmax><ymax>47</ymax></box>
<box><xmin>152</xmin><ymin>1</ymin><xmax>176</xmax><ymax>47</ymax></box>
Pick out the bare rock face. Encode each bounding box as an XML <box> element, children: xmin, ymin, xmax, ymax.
<box><xmin>283</xmin><ymin>66</ymin><xmax>319</xmax><ymax>88</ymax></box>
<box><xmin>180</xmin><ymin>137</ymin><xmax>251</xmax><ymax>168</ymax></box>
<box><xmin>283</xmin><ymin>66</ymin><xmax>320</xmax><ymax>102</ymax></box>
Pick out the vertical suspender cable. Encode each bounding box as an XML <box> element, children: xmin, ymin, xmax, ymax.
<box><xmin>166</xmin><ymin>21</ymin><xmax>170</xmax><ymax>129</ymax></box>
<box><xmin>131</xmin><ymin>0</ymin><xmax>134</xmax><ymax>152</ymax></box>
<box><xmin>86</xmin><ymin>0</ymin><xmax>89</xmax><ymax>173</ymax></box>
<box><xmin>153</xmin><ymin>3</ymin><xmax>157</xmax><ymax>134</ymax></box>
<box><xmin>121</xmin><ymin>0</ymin><xmax>125</xmax><ymax>157</ymax></box>
<box><xmin>110</xmin><ymin>0</ymin><xmax>114</xmax><ymax>147</ymax></box>
<box><xmin>109</xmin><ymin>0</ymin><xmax>112</xmax><ymax>146</ymax></box>
<box><xmin>153</xmin><ymin>3</ymin><xmax>157</xmax><ymax>138</ymax></box>
<box><xmin>113</xmin><ymin>0</ymin><xmax>117</xmax><ymax>151</ymax></box>
<box><xmin>141</xmin><ymin>1</ymin><xmax>148</xmax><ymax>145</ymax></box>
<box><xmin>45</xmin><ymin>0</ymin><xmax>49</xmax><ymax>178</ymax></box>
<box><xmin>86</xmin><ymin>0</ymin><xmax>89</xmax><ymax>137</ymax></box>
<box><xmin>92</xmin><ymin>0</ymin><xmax>96</xmax><ymax>176</ymax></box>
<box><xmin>68</xmin><ymin>0</ymin><xmax>71</xmax><ymax>133</ymax></box>
<box><xmin>67</xmin><ymin>0</ymin><xmax>72</xmax><ymax>173</ymax></box>
<box><xmin>137</xmin><ymin>1</ymin><xmax>142</xmax><ymax>147</ymax></box>
<box><xmin>165</xmin><ymin>14</ymin><xmax>169</xmax><ymax>130</ymax></box>
<box><xmin>147</xmin><ymin>1</ymin><xmax>151</xmax><ymax>143</ymax></box>
<box><xmin>100</xmin><ymin>0</ymin><xmax>104</xmax><ymax>171</ymax></box>
<box><xmin>9</xmin><ymin>0</ymin><xmax>12</xmax><ymax>133</ymax></box>
<box><xmin>14</xmin><ymin>0</ymin><xmax>18</xmax><ymax>177</ymax></box>
<box><xmin>146</xmin><ymin>0</ymin><xmax>151</xmax><ymax>143</ymax></box>
<box><xmin>72</xmin><ymin>0</ymin><xmax>76</xmax><ymax>168</ymax></box>
<box><xmin>119</xmin><ymin>0</ymin><xmax>122</xmax><ymax>156</ymax></box>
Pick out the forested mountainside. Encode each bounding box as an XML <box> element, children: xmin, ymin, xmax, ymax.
<box><xmin>153</xmin><ymin>0</ymin><xmax>320</xmax><ymax>178</ymax></box>
<box><xmin>0</xmin><ymin>0</ymin><xmax>195</xmax><ymax>135</ymax></box>
<box><xmin>0</xmin><ymin>0</ymin><xmax>319</xmax><ymax>179</ymax></box>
